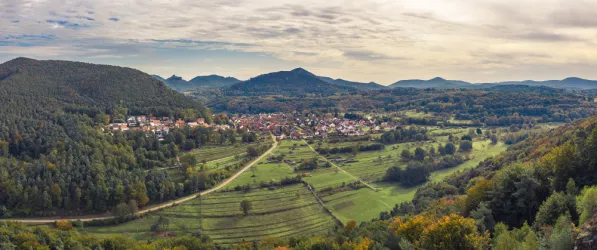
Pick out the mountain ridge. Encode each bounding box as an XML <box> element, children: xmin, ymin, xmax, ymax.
<box><xmin>153</xmin><ymin>74</ymin><xmax>240</xmax><ymax>91</ymax></box>
<box><xmin>226</xmin><ymin>68</ymin><xmax>355</xmax><ymax>95</ymax></box>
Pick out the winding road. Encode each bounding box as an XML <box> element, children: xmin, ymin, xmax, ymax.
<box><xmin>1</xmin><ymin>134</ymin><xmax>278</xmax><ymax>224</ymax></box>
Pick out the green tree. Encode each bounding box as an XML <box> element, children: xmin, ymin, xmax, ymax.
<box><xmin>247</xmin><ymin>147</ymin><xmax>259</xmax><ymax>157</ymax></box>
<box><xmin>128</xmin><ymin>200</ymin><xmax>139</xmax><ymax>215</ymax></box>
<box><xmin>401</xmin><ymin>149</ymin><xmax>411</xmax><ymax>160</ymax></box>
<box><xmin>549</xmin><ymin>215</ymin><xmax>574</xmax><ymax>250</ymax></box>
<box><xmin>414</xmin><ymin>147</ymin><xmax>426</xmax><ymax>161</ymax></box>
<box><xmin>491</xmin><ymin>134</ymin><xmax>499</xmax><ymax>145</ymax></box>
<box><xmin>240</xmin><ymin>199</ymin><xmax>253</xmax><ymax>216</ymax></box>
<box><xmin>577</xmin><ymin>186</ymin><xmax>597</xmax><ymax>225</ymax></box>
<box><xmin>444</xmin><ymin>143</ymin><xmax>456</xmax><ymax>155</ymax></box>
<box><xmin>534</xmin><ymin>192</ymin><xmax>576</xmax><ymax>228</ymax></box>
<box><xmin>459</xmin><ymin>141</ymin><xmax>473</xmax><ymax>152</ymax></box>
<box><xmin>112</xmin><ymin>203</ymin><xmax>131</xmax><ymax>218</ymax></box>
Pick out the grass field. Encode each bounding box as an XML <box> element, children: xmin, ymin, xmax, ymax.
<box><xmin>320</xmin><ymin>182</ymin><xmax>419</xmax><ymax>223</ymax></box>
<box><xmin>227</xmin><ymin>162</ymin><xmax>295</xmax><ymax>188</ymax></box>
<box><xmin>313</xmin><ymin>136</ymin><xmax>509</xmax><ymax>223</ymax></box>
<box><xmin>184</xmin><ymin>135</ymin><xmax>272</xmax><ymax>164</ymax></box>
<box><xmin>86</xmin><ymin>184</ymin><xmax>339</xmax><ymax>245</ymax></box>
<box><xmin>320</xmin><ymin>141</ymin><xmax>508</xmax><ymax>223</ymax></box>
<box><xmin>203</xmin><ymin>154</ymin><xmax>247</xmax><ymax>170</ymax></box>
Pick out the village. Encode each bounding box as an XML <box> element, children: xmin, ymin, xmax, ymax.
<box><xmin>107</xmin><ymin>112</ymin><xmax>396</xmax><ymax>140</ymax></box>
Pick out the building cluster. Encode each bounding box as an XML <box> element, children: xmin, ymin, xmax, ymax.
<box><xmin>230</xmin><ymin>113</ymin><xmax>396</xmax><ymax>140</ymax></box>
<box><xmin>105</xmin><ymin>113</ymin><xmax>396</xmax><ymax>141</ymax></box>
<box><xmin>107</xmin><ymin>116</ymin><xmax>209</xmax><ymax>138</ymax></box>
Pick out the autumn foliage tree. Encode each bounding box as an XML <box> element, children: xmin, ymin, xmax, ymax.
<box><xmin>418</xmin><ymin>214</ymin><xmax>489</xmax><ymax>250</ymax></box>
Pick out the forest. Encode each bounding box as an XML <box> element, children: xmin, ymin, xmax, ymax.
<box><xmin>0</xmin><ymin>58</ymin><xmax>254</xmax><ymax>216</ymax></box>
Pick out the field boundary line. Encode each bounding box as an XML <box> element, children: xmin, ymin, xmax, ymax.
<box><xmin>306</xmin><ymin>184</ymin><xmax>346</xmax><ymax>227</ymax></box>
<box><xmin>302</xmin><ymin>140</ymin><xmax>377</xmax><ymax>191</ymax></box>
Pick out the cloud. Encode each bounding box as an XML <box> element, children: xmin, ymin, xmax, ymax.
<box><xmin>0</xmin><ymin>0</ymin><xmax>596</xmax><ymax>83</ymax></box>
<box><xmin>46</xmin><ymin>20</ymin><xmax>90</xmax><ymax>29</ymax></box>
<box><xmin>549</xmin><ymin>3</ymin><xmax>597</xmax><ymax>28</ymax></box>
<box><xmin>343</xmin><ymin>50</ymin><xmax>408</xmax><ymax>61</ymax></box>
<box><xmin>514</xmin><ymin>31</ymin><xmax>577</xmax><ymax>42</ymax></box>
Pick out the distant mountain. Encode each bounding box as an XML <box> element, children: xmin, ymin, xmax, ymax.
<box><xmin>189</xmin><ymin>75</ymin><xmax>240</xmax><ymax>88</ymax></box>
<box><xmin>390</xmin><ymin>77</ymin><xmax>473</xmax><ymax>89</ymax></box>
<box><xmin>154</xmin><ymin>74</ymin><xmax>240</xmax><ymax>92</ymax></box>
<box><xmin>227</xmin><ymin>68</ymin><xmax>355</xmax><ymax>95</ymax></box>
<box><xmin>485</xmin><ymin>84</ymin><xmax>564</xmax><ymax>94</ymax></box>
<box><xmin>319</xmin><ymin>76</ymin><xmax>387</xmax><ymax>90</ymax></box>
<box><xmin>494</xmin><ymin>77</ymin><xmax>597</xmax><ymax>90</ymax></box>
<box><xmin>389</xmin><ymin>77</ymin><xmax>597</xmax><ymax>90</ymax></box>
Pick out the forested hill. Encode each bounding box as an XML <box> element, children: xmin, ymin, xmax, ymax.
<box><xmin>226</xmin><ymin>68</ymin><xmax>356</xmax><ymax>96</ymax></box>
<box><xmin>0</xmin><ymin>57</ymin><xmax>210</xmax><ymax>119</ymax></box>
<box><xmin>0</xmin><ymin>58</ymin><xmax>217</xmax><ymax>217</ymax></box>
<box><xmin>318</xmin><ymin>76</ymin><xmax>387</xmax><ymax>90</ymax></box>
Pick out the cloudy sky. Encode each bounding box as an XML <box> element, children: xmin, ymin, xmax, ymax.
<box><xmin>1</xmin><ymin>0</ymin><xmax>597</xmax><ymax>84</ymax></box>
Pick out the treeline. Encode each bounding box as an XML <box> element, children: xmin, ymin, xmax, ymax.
<box><xmin>384</xmin><ymin>154</ymin><xmax>465</xmax><ymax>187</ymax></box>
<box><xmin>380</xmin><ymin>126</ymin><xmax>428</xmax><ymax>144</ymax></box>
<box><xmin>296</xmin><ymin>157</ymin><xmax>332</xmax><ymax>170</ymax></box>
<box><xmin>315</xmin><ymin>143</ymin><xmax>384</xmax><ymax>155</ymax></box>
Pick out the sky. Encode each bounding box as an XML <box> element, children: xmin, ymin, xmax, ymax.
<box><xmin>1</xmin><ymin>0</ymin><xmax>597</xmax><ymax>85</ymax></box>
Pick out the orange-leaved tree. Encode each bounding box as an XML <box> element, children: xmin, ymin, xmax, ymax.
<box><xmin>419</xmin><ymin>214</ymin><xmax>489</xmax><ymax>250</ymax></box>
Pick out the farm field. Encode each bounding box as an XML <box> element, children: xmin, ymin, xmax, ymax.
<box><xmin>320</xmin><ymin>183</ymin><xmax>418</xmax><ymax>223</ymax></box>
<box><xmin>203</xmin><ymin>154</ymin><xmax>247</xmax><ymax>170</ymax></box>
<box><xmin>227</xmin><ymin>162</ymin><xmax>295</xmax><ymax>188</ymax></box>
<box><xmin>320</xmin><ymin>141</ymin><xmax>508</xmax><ymax>223</ymax></box>
<box><xmin>184</xmin><ymin>135</ymin><xmax>271</xmax><ymax>163</ymax></box>
<box><xmin>85</xmin><ymin>184</ymin><xmax>339</xmax><ymax>245</ymax></box>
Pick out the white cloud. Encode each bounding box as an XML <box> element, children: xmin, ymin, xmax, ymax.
<box><xmin>1</xmin><ymin>0</ymin><xmax>597</xmax><ymax>83</ymax></box>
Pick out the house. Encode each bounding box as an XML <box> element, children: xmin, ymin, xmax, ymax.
<box><xmin>150</xmin><ymin>120</ymin><xmax>161</xmax><ymax>127</ymax></box>
<box><xmin>175</xmin><ymin>119</ymin><xmax>185</xmax><ymax>128</ymax></box>
<box><xmin>290</xmin><ymin>131</ymin><xmax>301</xmax><ymax>139</ymax></box>
<box><xmin>187</xmin><ymin>122</ymin><xmax>198</xmax><ymax>127</ymax></box>
<box><xmin>197</xmin><ymin>118</ymin><xmax>205</xmax><ymax>124</ymax></box>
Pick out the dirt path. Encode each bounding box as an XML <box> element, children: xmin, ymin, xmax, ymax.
<box><xmin>1</xmin><ymin>134</ymin><xmax>278</xmax><ymax>224</ymax></box>
<box><xmin>302</xmin><ymin>140</ymin><xmax>377</xmax><ymax>191</ymax></box>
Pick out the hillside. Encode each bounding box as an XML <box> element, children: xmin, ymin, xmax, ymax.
<box><xmin>226</xmin><ymin>68</ymin><xmax>355</xmax><ymax>96</ymax></box>
<box><xmin>0</xmin><ymin>57</ymin><xmax>217</xmax><ymax>217</ymax></box>
<box><xmin>319</xmin><ymin>76</ymin><xmax>387</xmax><ymax>90</ymax></box>
<box><xmin>0</xmin><ymin>58</ymin><xmax>210</xmax><ymax>117</ymax></box>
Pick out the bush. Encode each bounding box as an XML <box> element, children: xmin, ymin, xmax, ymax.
<box><xmin>55</xmin><ymin>220</ymin><xmax>74</xmax><ymax>231</ymax></box>
<box><xmin>459</xmin><ymin>141</ymin><xmax>473</xmax><ymax>152</ymax></box>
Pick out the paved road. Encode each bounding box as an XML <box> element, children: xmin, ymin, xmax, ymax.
<box><xmin>1</xmin><ymin>134</ymin><xmax>278</xmax><ymax>224</ymax></box>
<box><xmin>303</xmin><ymin>140</ymin><xmax>377</xmax><ymax>191</ymax></box>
